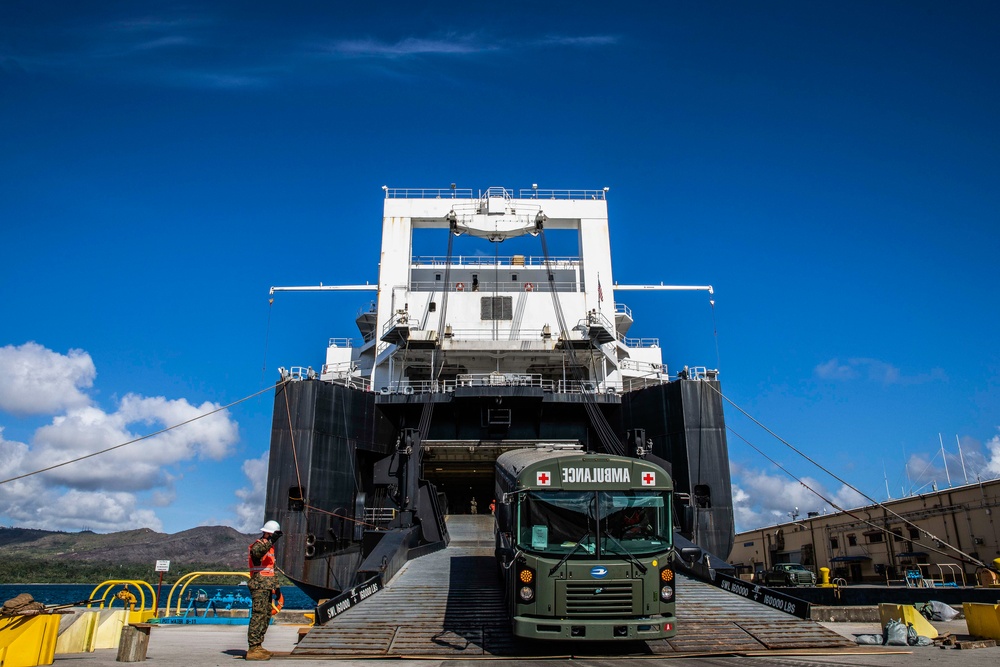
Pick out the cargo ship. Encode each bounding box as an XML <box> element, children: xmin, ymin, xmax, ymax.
<box><xmin>263</xmin><ymin>186</ymin><xmax>733</xmax><ymax>602</ymax></box>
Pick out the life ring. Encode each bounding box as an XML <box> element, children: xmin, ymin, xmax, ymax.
<box><xmin>456</xmin><ymin>282</ymin><xmax>465</xmax><ymax>292</ymax></box>
<box><xmin>270</xmin><ymin>588</ymin><xmax>284</xmax><ymax>616</ymax></box>
<box><xmin>524</xmin><ymin>282</ymin><xmax>534</xmax><ymax>292</ymax></box>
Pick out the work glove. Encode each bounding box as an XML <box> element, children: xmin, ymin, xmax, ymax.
<box><xmin>270</xmin><ymin>530</ymin><xmax>283</xmax><ymax>542</ymax></box>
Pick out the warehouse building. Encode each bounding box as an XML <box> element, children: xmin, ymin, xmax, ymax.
<box><xmin>729</xmin><ymin>477</ymin><xmax>1000</xmax><ymax>585</ymax></box>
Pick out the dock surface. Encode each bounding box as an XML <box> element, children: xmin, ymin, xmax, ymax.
<box><xmin>47</xmin><ymin>517</ymin><xmax>1000</xmax><ymax>665</ymax></box>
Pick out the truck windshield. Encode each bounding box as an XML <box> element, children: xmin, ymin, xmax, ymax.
<box><xmin>517</xmin><ymin>490</ymin><xmax>672</xmax><ymax>556</ymax></box>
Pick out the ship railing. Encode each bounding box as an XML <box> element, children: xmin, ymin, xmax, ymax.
<box><xmin>380</xmin><ymin>374</ymin><xmax>553</xmax><ymax>395</ymax></box>
<box><xmin>382</xmin><ymin>380</ymin><xmax>435</xmax><ymax>394</ymax></box>
<box><xmin>327</xmin><ymin>338</ymin><xmax>355</xmax><ymax>348</ymax></box>
<box><xmin>321</xmin><ymin>362</ymin><xmax>371</xmax><ymax>390</ymax></box>
<box><xmin>677</xmin><ymin>366</ymin><xmax>719</xmax><ymax>381</ymax></box>
<box><xmin>385</xmin><ymin>187</ymin><xmax>474</xmax><ymax>199</ymax></box>
<box><xmin>557</xmin><ymin>379</ymin><xmax>621</xmax><ymax>395</ymax></box>
<box><xmin>614</xmin><ymin>303</ymin><xmax>632</xmax><ymax>319</ymax></box>
<box><xmin>619</xmin><ymin>358</ymin><xmax>666</xmax><ymax>375</ymax></box>
<box><xmin>412</xmin><ymin>255</ymin><xmax>578</xmax><ymax>267</ymax></box>
<box><xmin>454</xmin><ymin>372</ymin><xmax>546</xmax><ymax>388</ymax></box>
<box><xmin>516</xmin><ymin>188</ymin><xmax>607</xmax><ymax>200</ymax></box>
<box><xmin>379</xmin><ymin>375</ymin><xmax>639</xmax><ymax>396</ymax></box>
<box><xmin>443</xmin><ymin>328</ymin><xmax>559</xmax><ymax>341</ymax></box>
<box><xmin>619</xmin><ymin>376</ymin><xmax>670</xmax><ymax>392</ymax></box>
<box><xmin>617</xmin><ymin>334</ymin><xmax>661</xmax><ymax>348</ymax></box>
<box><xmin>282</xmin><ymin>366</ymin><xmax>318</xmax><ymax>381</ymax></box>
<box><xmin>409</xmin><ymin>280</ymin><xmax>578</xmax><ymax>293</ymax></box>
<box><xmin>381</xmin><ymin>311</ymin><xmax>419</xmax><ymax>336</ymax></box>
<box><xmin>582</xmin><ymin>311</ymin><xmax>616</xmax><ymax>330</ymax></box>
<box><xmin>383</xmin><ymin>187</ymin><xmax>607</xmax><ymax>201</ymax></box>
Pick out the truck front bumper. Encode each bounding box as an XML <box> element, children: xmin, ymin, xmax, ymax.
<box><xmin>512</xmin><ymin>614</ymin><xmax>676</xmax><ymax>641</ymax></box>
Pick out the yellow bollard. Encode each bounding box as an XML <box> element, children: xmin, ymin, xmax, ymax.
<box><xmin>817</xmin><ymin>567</ymin><xmax>836</xmax><ymax>588</ymax></box>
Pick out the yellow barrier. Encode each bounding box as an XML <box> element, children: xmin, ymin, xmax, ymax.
<box><xmin>164</xmin><ymin>572</ymin><xmax>249</xmax><ymax>617</ymax></box>
<box><xmin>963</xmin><ymin>602</ymin><xmax>1000</xmax><ymax>640</ymax></box>
<box><xmin>87</xmin><ymin>580</ymin><xmax>158</xmax><ymax>623</ymax></box>
<box><xmin>0</xmin><ymin>614</ymin><xmax>61</xmax><ymax>667</ymax></box>
<box><xmin>54</xmin><ymin>611</ymin><xmax>99</xmax><ymax>654</ymax></box>
<box><xmin>878</xmin><ymin>602</ymin><xmax>938</xmax><ymax>638</ymax></box>
<box><xmin>92</xmin><ymin>610</ymin><xmax>129</xmax><ymax>650</ymax></box>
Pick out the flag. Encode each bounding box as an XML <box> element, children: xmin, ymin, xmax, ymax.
<box><xmin>598</xmin><ymin>279</ymin><xmax>604</xmax><ymax>303</ymax></box>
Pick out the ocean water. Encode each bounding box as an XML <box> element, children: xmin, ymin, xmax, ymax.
<box><xmin>0</xmin><ymin>583</ymin><xmax>314</xmax><ymax>611</ymax></box>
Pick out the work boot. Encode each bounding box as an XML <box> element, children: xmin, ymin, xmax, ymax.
<box><xmin>245</xmin><ymin>647</ymin><xmax>270</xmax><ymax>661</ymax></box>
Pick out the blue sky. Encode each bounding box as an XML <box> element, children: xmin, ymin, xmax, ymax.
<box><xmin>1</xmin><ymin>1</ymin><xmax>998</xmax><ymax>534</ymax></box>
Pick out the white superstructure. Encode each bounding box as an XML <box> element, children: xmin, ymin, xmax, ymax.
<box><xmin>272</xmin><ymin>186</ymin><xmax>713</xmax><ymax>396</ymax></box>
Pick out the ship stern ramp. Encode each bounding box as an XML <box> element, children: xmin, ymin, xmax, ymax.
<box><xmin>294</xmin><ymin>516</ymin><xmax>856</xmax><ymax>657</ymax></box>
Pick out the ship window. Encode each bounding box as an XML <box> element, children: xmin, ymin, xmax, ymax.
<box><xmin>481</xmin><ymin>296</ymin><xmax>513</xmax><ymax>320</ymax></box>
<box><xmin>909</xmin><ymin>527</ymin><xmax>920</xmax><ymax>539</ymax></box>
<box><xmin>892</xmin><ymin>529</ymin><xmax>903</xmax><ymax>542</ymax></box>
<box><xmin>847</xmin><ymin>534</ymin><xmax>857</xmax><ymax>546</ymax></box>
<box><xmin>511</xmin><ymin>273</ymin><xmax>517</xmax><ymax>281</ymax></box>
<box><xmin>435</xmin><ymin>273</ymin><xmax>441</xmax><ymax>281</ymax></box>
<box><xmin>288</xmin><ymin>487</ymin><xmax>305</xmax><ymax>512</ymax></box>
<box><xmin>429</xmin><ymin>302</ymin><xmax>436</xmax><ymax>312</ymax></box>
<box><xmin>829</xmin><ymin>537</ymin><xmax>839</xmax><ymax>549</ymax></box>
<box><xmin>693</xmin><ymin>484</ymin><xmax>711</xmax><ymax>508</ymax></box>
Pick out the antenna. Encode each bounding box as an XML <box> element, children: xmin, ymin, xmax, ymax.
<box><xmin>939</xmin><ymin>433</ymin><xmax>952</xmax><ymax>488</ymax></box>
<box><xmin>956</xmin><ymin>434</ymin><xmax>969</xmax><ymax>484</ymax></box>
<box><xmin>903</xmin><ymin>443</ymin><xmax>911</xmax><ymax>496</ymax></box>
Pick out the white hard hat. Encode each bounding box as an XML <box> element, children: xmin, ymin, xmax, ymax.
<box><xmin>260</xmin><ymin>520</ymin><xmax>280</xmax><ymax>533</ymax></box>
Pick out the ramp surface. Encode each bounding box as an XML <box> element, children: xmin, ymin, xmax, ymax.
<box><xmin>294</xmin><ymin>516</ymin><xmax>853</xmax><ymax>658</ymax></box>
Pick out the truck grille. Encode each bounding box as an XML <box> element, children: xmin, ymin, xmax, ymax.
<box><xmin>564</xmin><ymin>581</ymin><xmax>636</xmax><ymax>616</ymax></box>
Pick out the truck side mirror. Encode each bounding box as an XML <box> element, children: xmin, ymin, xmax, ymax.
<box><xmin>679</xmin><ymin>547</ymin><xmax>702</xmax><ymax>564</ymax></box>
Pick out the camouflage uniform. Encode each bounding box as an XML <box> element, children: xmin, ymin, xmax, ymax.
<box><xmin>247</xmin><ymin>536</ymin><xmax>276</xmax><ymax>650</ymax></box>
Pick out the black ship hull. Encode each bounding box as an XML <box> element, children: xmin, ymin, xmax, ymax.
<box><xmin>264</xmin><ymin>377</ymin><xmax>734</xmax><ymax>602</ymax></box>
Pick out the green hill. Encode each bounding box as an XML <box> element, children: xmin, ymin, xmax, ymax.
<box><xmin>0</xmin><ymin>525</ymin><xmax>260</xmax><ymax>584</ymax></box>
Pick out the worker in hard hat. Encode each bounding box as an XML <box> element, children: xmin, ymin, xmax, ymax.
<box><xmin>246</xmin><ymin>520</ymin><xmax>282</xmax><ymax>661</ymax></box>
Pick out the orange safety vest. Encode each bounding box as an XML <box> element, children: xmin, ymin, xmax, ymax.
<box><xmin>248</xmin><ymin>540</ymin><xmax>276</xmax><ymax>577</ymax></box>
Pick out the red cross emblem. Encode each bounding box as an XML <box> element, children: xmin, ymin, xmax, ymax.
<box><xmin>537</xmin><ymin>471</ymin><xmax>551</xmax><ymax>486</ymax></box>
<box><xmin>641</xmin><ymin>472</ymin><xmax>656</xmax><ymax>486</ymax></box>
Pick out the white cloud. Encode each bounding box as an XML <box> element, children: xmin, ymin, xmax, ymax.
<box><xmin>731</xmin><ymin>463</ymin><xmax>869</xmax><ymax>532</ymax></box>
<box><xmin>986</xmin><ymin>435</ymin><xmax>1000</xmax><ymax>477</ymax></box>
<box><xmin>814</xmin><ymin>357</ymin><xmax>946</xmax><ymax>385</ymax></box>
<box><xmin>0</xmin><ymin>428</ymin><xmax>163</xmax><ymax>532</ymax></box>
<box><xmin>0</xmin><ymin>343</ymin><xmax>241</xmax><ymax>532</ymax></box>
<box><xmin>814</xmin><ymin>358</ymin><xmax>858</xmax><ymax>381</ymax></box>
<box><xmin>27</xmin><ymin>395</ymin><xmax>238</xmax><ymax>491</ymax></box>
<box><xmin>317</xmin><ymin>33</ymin><xmax>618</xmax><ymax>59</ymax></box>
<box><xmin>0</xmin><ymin>342</ymin><xmax>95</xmax><ymax>415</ymax></box>
<box><xmin>232</xmin><ymin>452</ymin><xmax>269</xmax><ymax>533</ymax></box>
